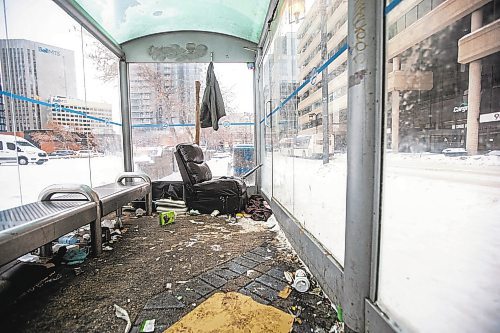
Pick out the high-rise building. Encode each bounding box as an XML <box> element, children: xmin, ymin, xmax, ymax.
<box><xmin>296</xmin><ymin>0</ymin><xmax>348</xmax><ymax>150</ymax></box>
<box><xmin>129</xmin><ymin>63</ymin><xmax>205</xmax><ymax>126</ymax></box>
<box><xmin>0</xmin><ymin>81</ymin><xmax>5</xmax><ymax>132</ymax></box>
<box><xmin>295</xmin><ymin>0</ymin><xmax>499</xmax><ymax>153</ymax></box>
<box><xmin>0</xmin><ymin>39</ymin><xmax>77</xmax><ymax>131</ymax></box>
<box><xmin>49</xmin><ymin>96</ymin><xmax>112</xmax><ymax>135</ymax></box>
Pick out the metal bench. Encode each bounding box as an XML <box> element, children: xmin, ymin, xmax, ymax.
<box><xmin>0</xmin><ymin>184</ymin><xmax>100</xmax><ymax>267</ymax></box>
<box><xmin>95</xmin><ymin>172</ymin><xmax>152</xmax><ymax>218</ymax></box>
<box><xmin>0</xmin><ymin>172</ymin><xmax>152</xmax><ymax>267</ymax></box>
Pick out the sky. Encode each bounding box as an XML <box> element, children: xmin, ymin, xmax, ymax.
<box><xmin>1</xmin><ymin>0</ymin><xmax>254</xmax><ymax>123</ymax></box>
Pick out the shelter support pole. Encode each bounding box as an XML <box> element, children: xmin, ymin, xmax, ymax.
<box><xmin>343</xmin><ymin>0</ymin><xmax>384</xmax><ymax>332</ymax></box>
<box><xmin>195</xmin><ymin>81</ymin><xmax>201</xmax><ymax>145</ymax></box>
<box><xmin>120</xmin><ymin>60</ymin><xmax>133</xmax><ymax>172</ymax></box>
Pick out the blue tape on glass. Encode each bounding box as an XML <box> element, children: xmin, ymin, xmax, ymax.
<box><xmin>385</xmin><ymin>0</ymin><xmax>403</xmax><ymax>15</ymax></box>
<box><xmin>259</xmin><ymin>43</ymin><xmax>348</xmax><ymax>124</ymax></box>
<box><xmin>0</xmin><ymin>91</ymin><xmax>253</xmax><ymax>129</ymax></box>
<box><xmin>258</xmin><ymin>0</ymin><xmax>403</xmax><ymax>125</ymax></box>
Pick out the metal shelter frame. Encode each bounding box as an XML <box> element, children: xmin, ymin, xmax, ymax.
<box><xmin>51</xmin><ymin>1</ymin><xmax>400</xmax><ymax>332</ymax></box>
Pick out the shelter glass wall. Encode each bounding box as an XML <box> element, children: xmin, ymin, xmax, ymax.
<box><xmin>130</xmin><ymin>63</ymin><xmax>255</xmax><ymax>183</ymax></box>
<box><xmin>377</xmin><ymin>1</ymin><xmax>500</xmax><ymax>332</ymax></box>
<box><xmin>0</xmin><ymin>0</ymin><xmax>123</xmax><ymax>210</ymax></box>
<box><xmin>259</xmin><ymin>0</ymin><xmax>348</xmax><ymax>265</ymax></box>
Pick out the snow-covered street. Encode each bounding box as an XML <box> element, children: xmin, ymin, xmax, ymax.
<box><xmin>1</xmin><ymin>152</ymin><xmax>499</xmax><ymax>332</ymax></box>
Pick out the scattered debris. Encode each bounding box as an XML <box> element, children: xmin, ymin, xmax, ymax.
<box><xmin>63</xmin><ymin>249</ymin><xmax>88</xmax><ymax>265</ymax></box>
<box><xmin>139</xmin><ymin>319</ymin><xmax>155</xmax><ymax>333</ymax></box>
<box><xmin>113</xmin><ymin>304</ymin><xmax>132</xmax><ymax>333</ymax></box>
<box><xmin>245</xmin><ymin>195</ymin><xmax>273</xmax><ymax>221</ymax></box>
<box><xmin>103</xmin><ymin>246</ymin><xmax>113</xmax><ymax>251</ymax></box>
<box><xmin>17</xmin><ymin>254</ymin><xmax>40</xmax><ymax>263</ymax></box>
<box><xmin>58</xmin><ymin>233</ymin><xmax>79</xmax><ymax>245</ymax></box>
<box><xmin>210</xmin><ymin>244</ymin><xmax>222</xmax><ymax>252</ymax></box>
<box><xmin>278</xmin><ymin>285</ymin><xmax>293</xmax><ymax>299</ymax></box>
<box><xmin>210</xmin><ymin>210</ymin><xmax>220</xmax><ymax>217</ymax></box>
<box><xmin>189</xmin><ymin>219</ymin><xmax>204</xmax><ymax>225</ymax></box>
<box><xmin>246</xmin><ymin>269</ymin><xmax>259</xmax><ymax>279</ymax></box>
<box><xmin>159</xmin><ymin>211</ymin><xmax>176</xmax><ymax>226</ymax></box>
<box><xmin>284</xmin><ymin>271</ymin><xmax>293</xmax><ymax>284</ymax></box>
<box><xmin>135</xmin><ymin>208</ymin><xmax>146</xmax><ymax>217</ymax></box>
<box><xmin>225</xmin><ymin>216</ymin><xmax>237</xmax><ymax>223</ymax></box>
<box><xmin>291</xmin><ymin>269</ymin><xmax>310</xmax><ymax>292</ymax></box>
<box><xmin>164</xmin><ymin>292</ymin><xmax>294</xmax><ymax>333</ymax></box>
<box><xmin>166</xmin><ymin>283</ymin><xmax>172</xmax><ymax>290</ymax></box>
<box><xmin>101</xmin><ymin>219</ymin><xmax>116</xmax><ymax>229</ymax></box>
<box><xmin>188</xmin><ymin>209</ymin><xmax>201</xmax><ymax>216</ymax></box>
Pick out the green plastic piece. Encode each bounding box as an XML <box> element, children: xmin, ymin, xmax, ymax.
<box><xmin>159</xmin><ymin>211</ymin><xmax>176</xmax><ymax>225</ymax></box>
<box><xmin>337</xmin><ymin>304</ymin><xmax>343</xmax><ymax>322</ymax></box>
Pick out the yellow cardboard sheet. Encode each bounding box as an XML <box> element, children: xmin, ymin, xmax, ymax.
<box><xmin>163</xmin><ymin>292</ymin><xmax>294</xmax><ymax>333</ymax></box>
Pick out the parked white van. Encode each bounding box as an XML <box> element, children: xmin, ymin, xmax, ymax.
<box><xmin>0</xmin><ymin>134</ymin><xmax>48</xmax><ymax>165</ymax></box>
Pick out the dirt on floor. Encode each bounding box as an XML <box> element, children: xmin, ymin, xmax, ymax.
<box><xmin>0</xmin><ymin>213</ymin><xmax>274</xmax><ymax>332</ymax></box>
<box><xmin>0</xmin><ymin>212</ymin><xmax>340</xmax><ymax>333</ymax></box>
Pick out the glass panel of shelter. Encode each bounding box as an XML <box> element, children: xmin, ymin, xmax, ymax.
<box><xmin>129</xmin><ymin>63</ymin><xmax>255</xmax><ymax>183</ymax></box>
<box><xmin>377</xmin><ymin>0</ymin><xmax>500</xmax><ymax>332</ymax></box>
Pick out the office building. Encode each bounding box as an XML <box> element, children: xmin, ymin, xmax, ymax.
<box><xmin>129</xmin><ymin>63</ymin><xmax>205</xmax><ymax>126</ymax></box>
<box><xmin>0</xmin><ymin>39</ymin><xmax>77</xmax><ymax>131</ymax></box>
<box><xmin>49</xmin><ymin>96</ymin><xmax>112</xmax><ymax>135</ymax></box>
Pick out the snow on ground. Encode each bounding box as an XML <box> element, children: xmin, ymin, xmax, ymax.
<box><xmin>267</xmin><ymin>152</ymin><xmax>500</xmax><ymax>333</ymax></box>
<box><xmin>0</xmin><ymin>155</ymin><xmax>124</xmax><ymax>210</ymax></box>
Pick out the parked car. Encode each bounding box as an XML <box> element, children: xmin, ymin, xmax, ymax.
<box><xmin>49</xmin><ymin>149</ymin><xmax>77</xmax><ymax>158</ymax></box>
<box><xmin>485</xmin><ymin>150</ymin><xmax>500</xmax><ymax>156</ymax></box>
<box><xmin>77</xmin><ymin>150</ymin><xmax>94</xmax><ymax>158</ymax></box>
<box><xmin>442</xmin><ymin>147</ymin><xmax>467</xmax><ymax>157</ymax></box>
<box><xmin>0</xmin><ymin>134</ymin><xmax>48</xmax><ymax>165</ymax></box>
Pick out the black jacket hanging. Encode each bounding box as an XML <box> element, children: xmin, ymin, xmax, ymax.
<box><xmin>200</xmin><ymin>62</ymin><xmax>226</xmax><ymax>130</ymax></box>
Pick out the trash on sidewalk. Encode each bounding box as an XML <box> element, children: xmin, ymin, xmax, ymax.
<box><xmin>156</xmin><ymin>198</ymin><xmax>186</xmax><ymax>208</ymax></box>
<box><xmin>284</xmin><ymin>271</ymin><xmax>293</xmax><ymax>284</ymax></box>
<box><xmin>157</xmin><ymin>206</ymin><xmax>188</xmax><ymax>215</ymax></box>
<box><xmin>159</xmin><ymin>211</ymin><xmax>176</xmax><ymax>226</ymax></box>
<box><xmin>17</xmin><ymin>254</ymin><xmax>40</xmax><ymax>263</ymax></box>
<box><xmin>156</xmin><ymin>198</ymin><xmax>187</xmax><ymax>216</ymax></box>
<box><xmin>210</xmin><ymin>210</ymin><xmax>220</xmax><ymax>217</ymax></box>
<box><xmin>245</xmin><ymin>195</ymin><xmax>273</xmax><ymax>221</ymax></box>
<box><xmin>189</xmin><ymin>219</ymin><xmax>204</xmax><ymax>225</ymax></box>
<box><xmin>101</xmin><ymin>219</ymin><xmax>115</xmax><ymax>229</ymax></box>
<box><xmin>58</xmin><ymin>233</ymin><xmax>79</xmax><ymax>245</ymax></box>
<box><xmin>62</xmin><ymin>248</ymin><xmax>88</xmax><ymax>265</ymax></box>
<box><xmin>210</xmin><ymin>244</ymin><xmax>222</xmax><ymax>252</ymax></box>
<box><xmin>103</xmin><ymin>246</ymin><xmax>113</xmax><ymax>251</ymax></box>
<box><xmin>188</xmin><ymin>209</ymin><xmax>201</xmax><ymax>216</ymax></box>
<box><xmin>114</xmin><ymin>304</ymin><xmax>132</xmax><ymax>333</ymax></box>
<box><xmin>246</xmin><ymin>269</ymin><xmax>259</xmax><ymax>279</ymax></box>
<box><xmin>122</xmin><ymin>204</ymin><xmax>135</xmax><ymax>211</ymax></box>
<box><xmin>163</xmin><ymin>292</ymin><xmax>294</xmax><ymax>333</ymax></box>
<box><xmin>139</xmin><ymin>319</ymin><xmax>155</xmax><ymax>333</ymax></box>
<box><xmin>278</xmin><ymin>285</ymin><xmax>292</xmax><ymax>299</ymax></box>
<box><xmin>291</xmin><ymin>269</ymin><xmax>310</xmax><ymax>292</ymax></box>
<box><xmin>135</xmin><ymin>208</ymin><xmax>146</xmax><ymax>217</ymax></box>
